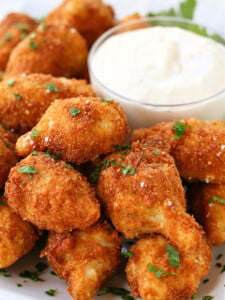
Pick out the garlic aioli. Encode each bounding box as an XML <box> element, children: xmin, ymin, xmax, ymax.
<box><xmin>91</xmin><ymin>26</ymin><xmax>225</xmax><ymax>105</ymax></box>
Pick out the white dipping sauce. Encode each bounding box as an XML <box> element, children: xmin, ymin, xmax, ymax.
<box><xmin>90</xmin><ymin>26</ymin><xmax>225</xmax><ymax>128</ymax></box>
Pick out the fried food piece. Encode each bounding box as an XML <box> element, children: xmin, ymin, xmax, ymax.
<box><xmin>0</xmin><ymin>126</ymin><xmax>18</xmax><ymax>189</ymax></box>
<box><xmin>126</xmin><ymin>234</ymin><xmax>211</xmax><ymax>300</ymax></box>
<box><xmin>188</xmin><ymin>183</ymin><xmax>225</xmax><ymax>245</ymax></box>
<box><xmin>5</xmin><ymin>152</ymin><xmax>100</xmax><ymax>233</ymax></box>
<box><xmin>96</xmin><ymin>150</ymin><xmax>186</xmax><ymax>238</ymax></box>
<box><xmin>0</xmin><ymin>73</ymin><xmax>94</xmax><ymax>133</ymax></box>
<box><xmin>117</xmin><ymin>13</ymin><xmax>148</xmax><ymax>33</ymax></box>
<box><xmin>16</xmin><ymin>97</ymin><xmax>129</xmax><ymax>164</ymax></box>
<box><xmin>0</xmin><ymin>13</ymin><xmax>38</xmax><ymax>71</ymax></box>
<box><xmin>132</xmin><ymin>118</ymin><xmax>225</xmax><ymax>183</ymax></box>
<box><xmin>46</xmin><ymin>0</ymin><xmax>114</xmax><ymax>47</ymax></box>
<box><xmin>41</xmin><ymin>221</ymin><xmax>122</xmax><ymax>300</ymax></box>
<box><xmin>0</xmin><ymin>197</ymin><xmax>38</xmax><ymax>268</ymax></box>
<box><xmin>0</xmin><ymin>70</ymin><xmax>4</xmax><ymax>81</ymax></box>
<box><xmin>5</xmin><ymin>24</ymin><xmax>88</xmax><ymax>79</ymax></box>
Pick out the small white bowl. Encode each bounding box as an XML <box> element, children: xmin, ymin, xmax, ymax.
<box><xmin>88</xmin><ymin>17</ymin><xmax>225</xmax><ymax>129</ymax></box>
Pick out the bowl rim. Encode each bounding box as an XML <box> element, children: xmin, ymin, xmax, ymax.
<box><xmin>88</xmin><ymin>16</ymin><xmax>225</xmax><ymax>108</ymax></box>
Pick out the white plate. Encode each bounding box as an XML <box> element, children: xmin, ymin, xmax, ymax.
<box><xmin>0</xmin><ymin>1</ymin><xmax>225</xmax><ymax>299</ymax></box>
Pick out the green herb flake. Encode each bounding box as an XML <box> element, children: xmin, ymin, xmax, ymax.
<box><xmin>45</xmin><ymin>289</ymin><xmax>57</xmax><ymax>296</ymax></box>
<box><xmin>166</xmin><ymin>244</ymin><xmax>180</xmax><ymax>268</ymax></box>
<box><xmin>29</xmin><ymin>41</ymin><xmax>39</xmax><ymax>50</ymax></box>
<box><xmin>50</xmin><ymin>271</ymin><xmax>56</xmax><ymax>276</ymax></box>
<box><xmin>148</xmin><ymin>264</ymin><xmax>164</xmax><ymax>278</ymax></box>
<box><xmin>45</xmin><ymin>150</ymin><xmax>59</xmax><ymax>160</ymax></box>
<box><xmin>70</xmin><ymin>107</ymin><xmax>81</xmax><ymax>116</ymax></box>
<box><xmin>18</xmin><ymin>166</ymin><xmax>38</xmax><ymax>179</ymax></box>
<box><xmin>179</xmin><ymin>0</ymin><xmax>196</xmax><ymax>19</ymax></box>
<box><xmin>7</xmin><ymin>79</ymin><xmax>16</xmax><ymax>87</ymax></box>
<box><xmin>31</xmin><ymin>151</ymin><xmax>38</xmax><ymax>156</ymax></box>
<box><xmin>4</xmin><ymin>142</ymin><xmax>10</xmax><ymax>147</ymax></box>
<box><xmin>35</xmin><ymin>262</ymin><xmax>48</xmax><ymax>272</ymax></box>
<box><xmin>20</xmin><ymin>33</ymin><xmax>27</xmax><ymax>40</ymax></box>
<box><xmin>13</xmin><ymin>93</ymin><xmax>21</xmax><ymax>100</ymax></box>
<box><xmin>17</xmin><ymin>283</ymin><xmax>23</xmax><ymax>287</ymax></box>
<box><xmin>202</xmin><ymin>296</ymin><xmax>214</xmax><ymax>300</ymax></box>
<box><xmin>216</xmin><ymin>254</ymin><xmax>223</xmax><ymax>260</ymax></box>
<box><xmin>46</xmin><ymin>83</ymin><xmax>60</xmax><ymax>93</ymax></box>
<box><xmin>221</xmin><ymin>265</ymin><xmax>225</xmax><ymax>273</ymax></box>
<box><xmin>212</xmin><ymin>196</ymin><xmax>225</xmax><ymax>204</ymax></box>
<box><xmin>172</xmin><ymin>121</ymin><xmax>190</xmax><ymax>140</ymax></box>
<box><xmin>121</xmin><ymin>165</ymin><xmax>136</xmax><ymax>175</ymax></box>
<box><xmin>0</xmin><ymin>269</ymin><xmax>11</xmax><ymax>277</ymax></box>
<box><xmin>203</xmin><ymin>279</ymin><xmax>209</xmax><ymax>284</ymax></box>
<box><xmin>31</xmin><ymin>129</ymin><xmax>42</xmax><ymax>138</ymax></box>
<box><xmin>114</xmin><ymin>144</ymin><xmax>130</xmax><ymax>154</ymax></box>
<box><xmin>191</xmin><ymin>294</ymin><xmax>197</xmax><ymax>300</ymax></box>
<box><xmin>19</xmin><ymin>270</ymin><xmax>44</xmax><ymax>282</ymax></box>
<box><xmin>216</xmin><ymin>262</ymin><xmax>222</xmax><ymax>268</ymax></box>
<box><xmin>65</xmin><ymin>163</ymin><xmax>74</xmax><ymax>169</ymax></box>
<box><xmin>102</xmin><ymin>99</ymin><xmax>113</xmax><ymax>103</ymax></box>
<box><xmin>4</xmin><ymin>33</ymin><xmax>12</xmax><ymax>42</ymax></box>
<box><xmin>152</xmin><ymin>151</ymin><xmax>161</xmax><ymax>156</ymax></box>
<box><xmin>16</xmin><ymin>24</ymin><xmax>28</xmax><ymax>31</ymax></box>
<box><xmin>122</xmin><ymin>251</ymin><xmax>135</xmax><ymax>258</ymax></box>
<box><xmin>98</xmin><ymin>287</ymin><xmax>134</xmax><ymax>300</ymax></box>
<box><xmin>0</xmin><ymin>201</ymin><xmax>6</xmax><ymax>205</ymax></box>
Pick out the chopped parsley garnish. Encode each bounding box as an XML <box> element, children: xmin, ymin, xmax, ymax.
<box><xmin>0</xmin><ymin>201</ymin><xmax>6</xmax><ymax>205</ymax></box>
<box><xmin>4</xmin><ymin>142</ymin><xmax>10</xmax><ymax>147</ymax></box>
<box><xmin>98</xmin><ymin>287</ymin><xmax>134</xmax><ymax>300</ymax></box>
<box><xmin>45</xmin><ymin>289</ymin><xmax>57</xmax><ymax>296</ymax></box>
<box><xmin>20</xmin><ymin>33</ymin><xmax>27</xmax><ymax>40</ymax></box>
<box><xmin>50</xmin><ymin>271</ymin><xmax>56</xmax><ymax>276</ymax></box>
<box><xmin>102</xmin><ymin>99</ymin><xmax>113</xmax><ymax>103</ymax></box>
<box><xmin>16</xmin><ymin>24</ymin><xmax>28</xmax><ymax>31</ymax></box>
<box><xmin>13</xmin><ymin>92</ymin><xmax>21</xmax><ymax>100</ymax></box>
<box><xmin>17</xmin><ymin>283</ymin><xmax>23</xmax><ymax>287</ymax></box>
<box><xmin>4</xmin><ymin>33</ymin><xmax>12</xmax><ymax>42</ymax></box>
<box><xmin>148</xmin><ymin>263</ymin><xmax>177</xmax><ymax>278</ymax></box>
<box><xmin>152</xmin><ymin>151</ymin><xmax>161</xmax><ymax>156</ymax></box>
<box><xmin>31</xmin><ymin>151</ymin><xmax>38</xmax><ymax>156</ymax></box>
<box><xmin>0</xmin><ymin>269</ymin><xmax>11</xmax><ymax>277</ymax></box>
<box><xmin>45</xmin><ymin>150</ymin><xmax>59</xmax><ymax>160</ymax></box>
<box><xmin>31</xmin><ymin>129</ymin><xmax>42</xmax><ymax>138</ymax></box>
<box><xmin>7</xmin><ymin>79</ymin><xmax>16</xmax><ymax>87</ymax></box>
<box><xmin>35</xmin><ymin>262</ymin><xmax>48</xmax><ymax>272</ymax></box>
<box><xmin>216</xmin><ymin>263</ymin><xmax>222</xmax><ymax>268</ymax></box>
<box><xmin>172</xmin><ymin>121</ymin><xmax>190</xmax><ymax>140</ymax></box>
<box><xmin>46</xmin><ymin>83</ymin><xmax>60</xmax><ymax>93</ymax></box>
<box><xmin>114</xmin><ymin>144</ymin><xmax>130</xmax><ymax>154</ymax></box>
<box><xmin>221</xmin><ymin>265</ymin><xmax>225</xmax><ymax>273</ymax></box>
<box><xmin>203</xmin><ymin>279</ymin><xmax>209</xmax><ymax>284</ymax></box>
<box><xmin>166</xmin><ymin>244</ymin><xmax>180</xmax><ymax>268</ymax></box>
<box><xmin>202</xmin><ymin>296</ymin><xmax>214</xmax><ymax>300</ymax></box>
<box><xmin>216</xmin><ymin>253</ymin><xmax>223</xmax><ymax>260</ymax></box>
<box><xmin>18</xmin><ymin>166</ymin><xmax>38</xmax><ymax>179</ymax></box>
<box><xmin>122</xmin><ymin>251</ymin><xmax>135</xmax><ymax>258</ymax></box>
<box><xmin>191</xmin><ymin>294</ymin><xmax>197</xmax><ymax>299</ymax></box>
<box><xmin>65</xmin><ymin>163</ymin><xmax>74</xmax><ymax>169</ymax></box>
<box><xmin>121</xmin><ymin>165</ymin><xmax>136</xmax><ymax>175</ymax></box>
<box><xmin>19</xmin><ymin>270</ymin><xmax>44</xmax><ymax>282</ymax></box>
<box><xmin>212</xmin><ymin>196</ymin><xmax>225</xmax><ymax>204</ymax></box>
<box><xmin>29</xmin><ymin>41</ymin><xmax>39</xmax><ymax>50</ymax></box>
<box><xmin>70</xmin><ymin>107</ymin><xmax>81</xmax><ymax>116</ymax></box>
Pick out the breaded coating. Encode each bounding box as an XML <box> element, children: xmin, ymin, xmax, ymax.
<box><xmin>0</xmin><ymin>70</ymin><xmax>4</xmax><ymax>81</ymax></box>
<box><xmin>0</xmin><ymin>126</ymin><xmax>18</xmax><ymax>189</ymax></box>
<box><xmin>5</xmin><ymin>152</ymin><xmax>100</xmax><ymax>233</ymax></box>
<box><xmin>5</xmin><ymin>24</ymin><xmax>88</xmax><ymax>79</ymax></box>
<box><xmin>0</xmin><ymin>13</ymin><xmax>37</xmax><ymax>71</ymax></box>
<box><xmin>96</xmin><ymin>150</ymin><xmax>186</xmax><ymax>239</ymax></box>
<box><xmin>46</xmin><ymin>0</ymin><xmax>114</xmax><ymax>47</ymax></box>
<box><xmin>0</xmin><ymin>73</ymin><xmax>94</xmax><ymax>133</ymax></box>
<box><xmin>132</xmin><ymin>118</ymin><xmax>225</xmax><ymax>183</ymax></box>
<box><xmin>0</xmin><ymin>197</ymin><xmax>38</xmax><ymax>268</ymax></box>
<box><xmin>16</xmin><ymin>97</ymin><xmax>129</xmax><ymax>164</ymax></box>
<box><xmin>188</xmin><ymin>183</ymin><xmax>225</xmax><ymax>245</ymax></box>
<box><xmin>41</xmin><ymin>221</ymin><xmax>122</xmax><ymax>300</ymax></box>
<box><xmin>126</xmin><ymin>234</ymin><xmax>211</xmax><ymax>300</ymax></box>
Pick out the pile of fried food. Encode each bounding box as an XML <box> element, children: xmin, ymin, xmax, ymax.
<box><xmin>0</xmin><ymin>0</ymin><xmax>224</xmax><ymax>299</ymax></box>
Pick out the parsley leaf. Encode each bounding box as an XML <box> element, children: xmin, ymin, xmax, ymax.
<box><xmin>13</xmin><ymin>93</ymin><xmax>21</xmax><ymax>100</ymax></box>
<box><xmin>216</xmin><ymin>254</ymin><xmax>223</xmax><ymax>260</ymax></box>
<box><xmin>152</xmin><ymin>151</ymin><xmax>161</xmax><ymax>156</ymax></box>
<box><xmin>98</xmin><ymin>287</ymin><xmax>134</xmax><ymax>300</ymax></box>
<box><xmin>31</xmin><ymin>129</ymin><xmax>42</xmax><ymax>138</ymax></box>
<box><xmin>16</xmin><ymin>24</ymin><xmax>28</xmax><ymax>31</ymax></box>
<box><xmin>121</xmin><ymin>165</ymin><xmax>136</xmax><ymax>175</ymax></box>
<box><xmin>122</xmin><ymin>251</ymin><xmax>135</xmax><ymax>258</ymax></box>
<box><xmin>148</xmin><ymin>263</ymin><xmax>177</xmax><ymax>278</ymax></box>
<box><xmin>31</xmin><ymin>151</ymin><xmax>38</xmax><ymax>156</ymax></box>
<box><xmin>18</xmin><ymin>166</ymin><xmax>38</xmax><ymax>179</ymax></box>
<box><xmin>29</xmin><ymin>41</ymin><xmax>39</xmax><ymax>50</ymax></box>
<box><xmin>172</xmin><ymin>121</ymin><xmax>189</xmax><ymax>140</ymax></box>
<box><xmin>102</xmin><ymin>99</ymin><xmax>113</xmax><ymax>103</ymax></box>
<box><xmin>45</xmin><ymin>289</ymin><xmax>57</xmax><ymax>296</ymax></box>
<box><xmin>65</xmin><ymin>163</ymin><xmax>74</xmax><ymax>169</ymax></box>
<box><xmin>46</xmin><ymin>83</ymin><xmax>60</xmax><ymax>93</ymax></box>
<box><xmin>70</xmin><ymin>107</ymin><xmax>81</xmax><ymax>116</ymax></box>
<box><xmin>0</xmin><ymin>201</ymin><xmax>6</xmax><ymax>205</ymax></box>
<box><xmin>0</xmin><ymin>269</ymin><xmax>11</xmax><ymax>277</ymax></box>
<box><xmin>35</xmin><ymin>262</ymin><xmax>48</xmax><ymax>272</ymax></box>
<box><xmin>179</xmin><ymin>0</ymin><xmax>196</xmax><ymax>19</ymax></box>
<box><xmin>212</xmin><ymin>196</ymin><xmax>225</xmax><ymax>204</ymax></box>
<box><xmin>19</xmin><ymin>270</ymin><xmax>44</xmax><ymax>282</ymax></box>
<box><xmin>166</xmin><ymin>245</ymin><xmax>180</xmax><ymax>268</ymax></box>
<box><xmin>7</xmin><ymin>79</ymin><xmax>16</xmax><ymax>87</ymax></box>
<box><xmin>202</xmin><ymin>296</ymin><xmax>214</xmax><ymax>300</ymax></box>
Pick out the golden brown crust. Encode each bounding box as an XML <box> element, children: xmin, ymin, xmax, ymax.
<box><xmin>96</xmin><ymin>150</ymin><xmax>186</xmax><ymax>239</ymax></box>
<box><xmin>132</xmin><ymin>118</ymin><xmax>225</xmax><ymax>183</ymax></box>
<box><xmin>16</xmin><ymin>97</ymin><xmax>129</xmax><ymax>164</ymax></box>
<box><xmin>126</xmin><ymin>234</ymin><xmax>211</xmax><ymax>300</ymax></box>
<box><xmin>46</xmin><ymin>0</ymin><xmax>115</xmax><ymax>47</ymax></box>
<box><xmin>0</xmin><ymin>73</ymin><xmax>94</xmax><ymax>133</ymax></box>
<box><xmin>0</xmin><ymin>197</ymin><xmax>38</xmax><ymax>268</ymax></box>
<box><xmin>5</xmin><ymin>24</ymin><xmax>88</xmax><ymax>79</ymax></box>
<box><xmin>117</xmin><ymin>13</ymin><xmax>148</xmax><ymax>33</ymax></box>
<box><xmin>0</xmin><ymin>13</ymin><xmax>38</xmax><ymax>71</ymax></box>
<box><xmin>5</xmin><ymin>152</ymin><xmax>100</xmax><ymax>232</ymax></box>
<box><xmin>188</xmin><ymin>183</ymin><xmax>225</xmax><ymax>245</ymax></box>
<box><xmin>41</xmin><ymin>221</ymin><xmax>122</xmax><ymax>300</ymax></box>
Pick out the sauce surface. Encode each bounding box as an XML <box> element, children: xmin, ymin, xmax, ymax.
<box><xmin>92</xmin><ymin>26</ymin><xmax>225</xmax><ymax>105</ymax></box>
